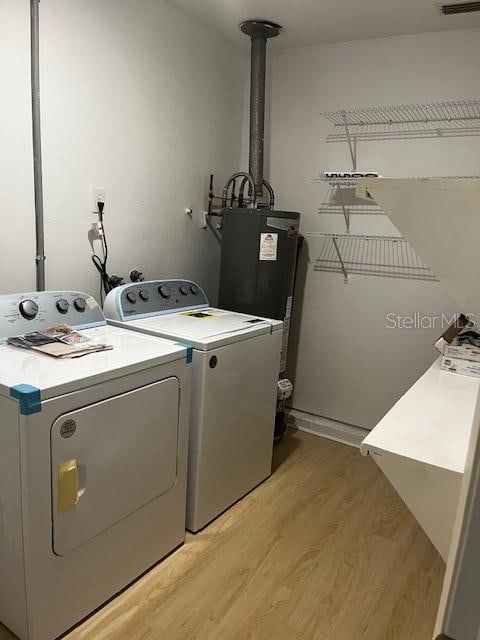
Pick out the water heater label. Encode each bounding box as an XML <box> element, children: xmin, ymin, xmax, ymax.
<box><xmin>259</xmin><ymin>233</ymin><xmax>278</xmax><ymax>261</ymax></box>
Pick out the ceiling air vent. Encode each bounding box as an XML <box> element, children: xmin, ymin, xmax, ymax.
<box><xmin>440</xmin><ymin>1</ymin><xmax>480</xmax><ymax>14</ymax></box>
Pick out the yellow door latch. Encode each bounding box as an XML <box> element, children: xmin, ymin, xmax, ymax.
<box><xmin>58</xmin><ymin>459</ymin><xmax>79</xmax><ymax>513</ymax></box>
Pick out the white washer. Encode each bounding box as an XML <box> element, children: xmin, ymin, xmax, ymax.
<box><xmin>0</xmin><ymin>290</ymin><xmax>191</xmax><ymax>640</ymax></box>
<box><xmin>104</xmin><ymin>280</ymin><xmax>282</xmax><ymax>532</ymax></box>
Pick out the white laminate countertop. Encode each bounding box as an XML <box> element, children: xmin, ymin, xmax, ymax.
<box><xmin>361</xmin><ymin>358</ymin><xmax>480</xmax><ymax>474</ymax></box>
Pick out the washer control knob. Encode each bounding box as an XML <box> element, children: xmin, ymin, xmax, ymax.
<box><xmin>56</xmin><ymin>299</ymin><xmax>69</xmax><ymax>315</ymax></box>
<box><xmin>159</xmin><ymin>285</ymin><xmax>171</xmax><ymax>299</ymax></box>
<box><xmin>126</xmin><ymin>291</ymin><xmax>137</xmax><ymax>304</ymax></box>
<box><xmin>19</xmin><ymin>299</ymin><xmax>38</xmax><ymax>320</ymax></box>
<box><xmin>179</xmin><ymin>285</ymin><xmax>189</xmax><ymax>295</ymax></box>
<box><xmin>139</xmin><ymin>289</ymin><xmax>149</xmax><ymax>302</ymax></box>
<box><xmin>190</xmin><ymin>284</ymin><xmax>199</xmax><ymax>295</ymax></box>
<box><xmin>74</xmin><ymin>297</ymin><xmax>87</xmax><ymax>312</ymax></box>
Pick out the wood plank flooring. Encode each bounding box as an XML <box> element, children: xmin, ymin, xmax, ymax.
<box><xmin>0</xmin><ymin>430</ymin><xmax>445</xmax><ymax>640</ymax></box>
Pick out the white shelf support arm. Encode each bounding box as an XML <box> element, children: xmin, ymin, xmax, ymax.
<box><xmin>337</xmin><ymin>185</ymin><xmax>350</xmax><ymax>233</ymax></box>
<box><xmin>332</xmin><ymin>237</ymin><xmax>349</xmax><ymax>284</ymax></box>
<box><xmin>342</xmin><ymin>112</ymin><xmax>357</xmax><ymax>170</ymax></box>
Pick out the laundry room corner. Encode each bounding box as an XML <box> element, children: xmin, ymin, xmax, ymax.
<box><xmin>0</xmin><ymin>0</ymin><xmax>247</xmax><ymax>301</ymax></box>
<box><xmin>267</xmin><ymin>29</ymin><xmax>480</xmax><ymax>436</ymax></box>
<box><xmin>3</xmin><ymin>2</ymin><xmax>480</xmax><ymax>639</ymax></box>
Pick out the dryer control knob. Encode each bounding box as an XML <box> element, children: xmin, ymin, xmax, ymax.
<box><xmin>126</xmin><ymin>291</ymin><xmax>137</xmax><ymax>304</ymax></box>
<box><xmin>179</xmin><ymin>285</ymin><xmax>189</xmax><ymax>295</ymax></box>
<box><xmin>74</xmin><ymin>297</ymin><xmax>87</xmax><ymax>312</ymax></box>
<box><xmin>19</xmin><ymin>299</ymin><xmax>38</xmax><ymax>320</ymax></box>
<box><xmin>56</xmin><ymin>299</ymin><xmax>69</xmax><ymax>315</ymax></box>
<box><xmin>190</xmin><ymin>284</ymin><xmax>199</xmax><ymax>295</ymax></box>
<box><xmin>159</xmin><ymin>285</ymin><xmax>171</xmax><ymax>299</ymax></box>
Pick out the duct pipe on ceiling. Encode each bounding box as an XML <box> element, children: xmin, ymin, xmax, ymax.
<box><xmin>240</xmin><ymin>20</ymin><xmax>281</xmax><ymax>199</ymax></box>
<box><xmin>30</xmin><ymin>0</ymin><xmax>46</xmax><ymax>291</ymax></box>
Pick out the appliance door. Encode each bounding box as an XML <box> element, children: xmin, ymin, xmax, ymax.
<box><xmin>434</xmin><ymin>398</ymin><xmax>480</xmax><ymax>640</ymax></box>
<box><xmin>188</xmin><ymin>330</ymin><xmax>281</xmax><ymax>531</ymax></box>
<box><xmin>51</xmin><ymin>377</ymin><xmax>179</xmax><ymax>556</ymax></box>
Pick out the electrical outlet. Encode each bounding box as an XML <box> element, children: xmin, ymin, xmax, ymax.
<box><xmin>90</xmin><ymin>222</ymin><xmax>104</xmax><ymax>237</ymax></box>
<box><xmin>91</xmin><ymin>187</ymin><xmax>106</xmax><ymax>214</ymax></box>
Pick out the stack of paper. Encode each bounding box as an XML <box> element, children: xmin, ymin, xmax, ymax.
<box><xmin>7</xmin><ymin>324</ymin><xmax>112</xmax><ymax>359</ymax></box>
<box><xmin>440</xmin><ymin>324</ymin><xmax>480</xmax><ymax>379</ymax></box>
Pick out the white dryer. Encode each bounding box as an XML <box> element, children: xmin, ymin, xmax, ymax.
<box><xmin>104</xmin><ymin>280</ymin><xmax>282</xmax><ymax>532</ymax></box>
<box><xmin>0</xmin><ymin>290</ymin><xmax>191</xmax><ymax>640</ymax></box>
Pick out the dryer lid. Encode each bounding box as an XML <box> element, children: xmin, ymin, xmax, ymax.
<box><xmin>0</xmin><ymin>325</ymin><xmax>189</xmax><ymax>401</ymax></box>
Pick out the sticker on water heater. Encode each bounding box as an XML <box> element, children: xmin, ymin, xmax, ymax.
<box><xmin>259</xmin><ymin>233</ymin><xmax>278</xmax><ymax>261</ymax></box>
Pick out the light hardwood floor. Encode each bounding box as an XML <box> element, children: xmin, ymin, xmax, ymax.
<box><xmin>0</xmin><ymin>430</ymin><xmax>445</xmax><ymax>640</ymax></box>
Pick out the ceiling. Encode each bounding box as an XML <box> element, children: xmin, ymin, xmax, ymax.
<box><xmin>167</xmin><ymin>0</ymin><xmax>480</xmax><ymax>50</ymax></box>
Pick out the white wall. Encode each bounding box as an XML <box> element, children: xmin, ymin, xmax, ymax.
<box><xmin>0</xmin><ymin>1</ymin><xmax>36</xmax><ymax>292</ymax></box>
<box><xmin>0</xmin><ymin>0</ymin><xmax>246</xmax><ymax>302</ymax></box>
<box><xmin>267</xmin><ymin>29</ymin><xmax>480</xmax><ymax>429</ymax></box>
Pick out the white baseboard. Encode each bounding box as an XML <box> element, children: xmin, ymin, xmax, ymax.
<box><xmin>286</xmin><ymin>409</ymin><xmax>370</xmax><ymax>448</ymax></box>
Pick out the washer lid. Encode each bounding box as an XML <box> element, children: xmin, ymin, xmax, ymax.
<box><xmin>119</xmin><ymin>308</ymin><xmax>283</xmax><ymax>350</ymax></box>
<box><xmin>0</xmin><ymin>325</ymin><xmax>188</xmax><ymax>400</ymax></box>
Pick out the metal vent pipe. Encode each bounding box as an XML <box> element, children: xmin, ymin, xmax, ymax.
<box><xmin>30</xmin><ymin>0</ymin><xmax>46</xmax><ymax>291</ymax></box>
<box><xmin>240</xmin><ymin>20</ymin><xmax>281</xmax><ymax>198</ymax></box>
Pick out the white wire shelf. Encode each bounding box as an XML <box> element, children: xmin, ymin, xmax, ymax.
<box><xmin>318</xmin><ymin>204</ymin><xmax>383</xmax><ymax>215</ymax></box>
<box><xmin>321</xmin><ymin>100</ymin><xmax>480</xmax><ymax>142</ymax></box>
<box><xmin>306</xmin><ymin>233</ymin><xmax>438</xmax><ymax>283</ymax></box>
<box><xmin>312</xmin><ymin>176</ymin><xmax>360</xmax><ymax>188</ymax></box>
<box><xmin>312</xmin><ymin>174</ymin><xmax>480</xmax><ymax>187</ymax></box>
<box><xmin>318</xmin><ymin>203</ymin><xmax>384</xmax><ymax>232</ymax></box>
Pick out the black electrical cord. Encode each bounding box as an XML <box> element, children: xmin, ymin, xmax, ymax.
<box><xmin>91</xmin><ymin>202</ymin><xmax>113</xmax><ymax>304</ymax></box>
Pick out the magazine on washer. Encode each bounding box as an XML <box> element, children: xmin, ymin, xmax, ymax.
<box><xmin>7</xmin><ymin>324</ymin><xmax>112</xmax><ymax>359</ymax></box>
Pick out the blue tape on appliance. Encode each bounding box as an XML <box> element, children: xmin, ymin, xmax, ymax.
<box><xmin>10</xmin><ymin>384</ymin><xmax>42</xmax><ymax>415</ymax></box>
<box><xmin>176</xmin><ymin>342</ymin><xmax>193</xmax><ymax>364</ymax></box>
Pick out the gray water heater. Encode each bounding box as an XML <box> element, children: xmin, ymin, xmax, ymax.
<box><xmin>212</xmin><ymin>20</ymin><xmax>301</xmax><ymax>379</ymax></box>
<box><xmin>219</xmin><ymin>208</ymin><xmax>300</xmax><ymax>370</ymax></box>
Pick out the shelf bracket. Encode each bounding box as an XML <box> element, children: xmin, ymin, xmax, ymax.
<box><xmin>332</xmin><ymin>237</ymin><xmax>349</xmax><ymax>284</ymax></box>
<box><xmin>337</xmin><ymin>185</ymin><xmax>350</xmax><ymax>233</ymax></box>
<box><xmin>342</xmin><ymin>112</ymin><xmax>357</xmax><ymax>170</ymax></box>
